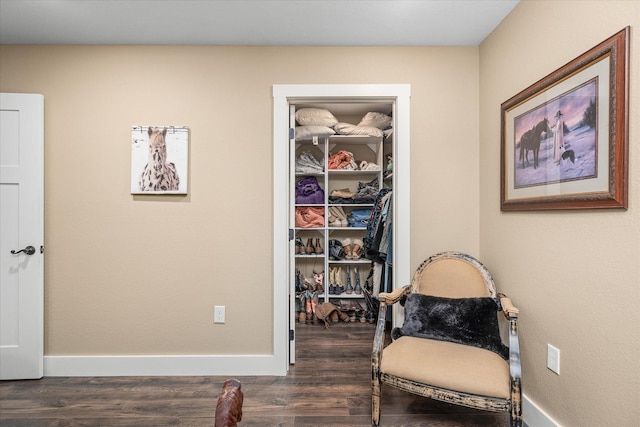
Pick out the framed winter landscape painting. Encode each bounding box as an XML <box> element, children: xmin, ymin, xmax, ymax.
<box><xmin>131</xmin><ymin>125</ymin><xmax>189</xmax><ymax>195</ymax></box>
<box><xmin>501</xmin><ymin>27</ymin><xmax>629</xmax><ymax>211</ymax></box>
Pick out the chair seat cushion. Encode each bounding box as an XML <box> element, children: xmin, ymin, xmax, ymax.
<box><xmin>380</xmin><ymin>336</ymin><xmax>510</xmax><ymax>399</ymax></box>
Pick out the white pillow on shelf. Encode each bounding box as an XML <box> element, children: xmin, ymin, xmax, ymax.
<box><xmin>295</xmin><ymin>125</ymin><xmax>336</xmax><ymax>141</ymax></box>
<box><xmin>334</xmin><ymin>122</ymin><xmax>384</xmax><ymax>138</ymax></box>
<box><xmin>295</xmin><ymin>108</ymin><xmax>339</xmax><ymax>127</ymax></box>
<box><xmin>358</xmin><ymin>112</ymin><xmax>392</xmax><ymax>129</ymax></box>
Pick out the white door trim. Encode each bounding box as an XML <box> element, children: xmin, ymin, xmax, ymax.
<box><xmin>273</xmin><ymin>84</ymin><xmax>411</xmax><ymax>371</ymax></box>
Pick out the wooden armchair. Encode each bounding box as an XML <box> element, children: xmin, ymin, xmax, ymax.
<box><xmin>371</xmin><ymin>251</ymin><xmax>522</xmax><ymax>426</ymax></box>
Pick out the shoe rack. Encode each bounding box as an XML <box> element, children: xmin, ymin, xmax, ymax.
<box><xmin>293</xmin><ymin>134</ymin><xmax>387</xmax><ymax>320</ymax></box>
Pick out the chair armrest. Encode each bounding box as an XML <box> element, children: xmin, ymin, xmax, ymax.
<box><xmin>372</xmin><ymin>286</ymin><xmax>412</xmax><ymax>373</ymax></box>
<box><xmin>378</xmin><ymin>285</ymin><xmax>412</xmax><ymax>305</ymax></box>
<box><xmin>499</xmin><ymin>292</ymin><xmax>523</xmax><ymax>420</ymax></box>
<box><xmin>498</xmin><ymin>293</ymin><xmax>520</xmax><ymax>319</ymax></box>
<box><xmin>507</xmin><ymin>313</ymin><xmax>522</xmax><ymax>420</ymax></box>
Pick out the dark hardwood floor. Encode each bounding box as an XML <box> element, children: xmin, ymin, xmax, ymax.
<box><xmin>0</xmin><ymin>322</ymin><xmax>509</xmax><ymax>426</ymax></box>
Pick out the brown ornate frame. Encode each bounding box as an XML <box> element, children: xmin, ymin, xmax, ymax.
<box><xmin>500</xmin><ymin>27</ymin><xmax>629</xmax><ymax>211</ymax></box>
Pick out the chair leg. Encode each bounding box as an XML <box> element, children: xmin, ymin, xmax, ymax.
<box><xmin>511</xmin><ymin>379</ymin><xmax>522</xmax><ymax>427</ymax></box>
<box><xmin>511</xmin><ymin>403</ymin><xmax>523</xmax><ymax>427</ymax></box>
<box><xmin>511</xmin><ymin>413</ymin><xmax>523</xmax><ymax>427</ymax></box>
<box><xmin>372</xmin><ymin>378</ymin><xmax>381</xmax><ymax>426</ymax></box>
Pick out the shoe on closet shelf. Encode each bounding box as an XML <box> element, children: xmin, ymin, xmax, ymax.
<box><xmin>298</xmin><ymin>293</ymin><xmax>307</xmax><ymax>323</ymax></box>
<box><xmin>334</xmin><ymin>267</ymin><xmax>345</xmax><ymax>295</ymax></box>
<box><xmin>295</xmin><ymin>237</ymin><xmax>305</xmax><ymax>255</ymax></box>
<box><xmin>328</xmin><ymin>267</ymin><xmax>336</xmax><ymax>295</ymax></box>
<box><xmin>345</xmin><ymin>265</ymin><xmax>354</xmax><ymax>295</ymax></box>
<box><xmin>300</xmin><ymin>270</ymin><xmax>314</xmax><ymax>292</ymax></box>
<box><xmin>310</xmin><ymin>292</ymin><xmax>319</xmax><ymax>324</ymax></box>
<box><xmin>313</xmin><ymin>270</ymin><xmax>324</xmax><ymax>294</ymax></box>
<box><xmin>354</xmin><ymin>267</ymin><xmax>363</xmax><ymax>295</ymax></box>
<box><xmin>305</xmin><ymin>238</ymin><xmax>315</xmax><ymax>255</ymax></box>
<box><xmin>329</xmin><ymin>239</ymin><xmax>345</xmax><ymax>260</ymax></box>
<box><xmin>350</xmin><ymin>239</ymin><xmax>364</xmax><ymax>260</ymax></box>
<box><xmin>314</xmin><ymin>238</ymin><xmax>323</xmax><ymax>254</ymax></box>
<box><xmin>342</xmin><ymin>238</ymin><xmax>353</xmax><ymax>259</ymax></box>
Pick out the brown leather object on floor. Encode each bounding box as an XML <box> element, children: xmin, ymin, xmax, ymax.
<box><xmin>214</xmin><ymin>378</ymin><xmax>243</xmax><ymax>427</ymax></box>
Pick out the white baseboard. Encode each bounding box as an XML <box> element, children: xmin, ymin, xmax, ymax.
<box><xmin>523</xmin><ymin>394</ymin><xmax>562</xmax><ymax>427</ymax></box>
<box><xmin>44</xmin><ymin>354</ymin><xmax>288</xmax><ymax>377</ymax></box>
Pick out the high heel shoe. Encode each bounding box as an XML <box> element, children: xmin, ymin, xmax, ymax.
<box><xmin>295</xmin><ymin>237</ymin><xmax>305</xmax><ymax>255</ymax></box>
<box><xmin>314</xmin><ymin>238</ymin><xmax>323</xmax><ymax>254</ymax></box>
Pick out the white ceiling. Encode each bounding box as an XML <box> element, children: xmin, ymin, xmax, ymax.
<box><xmin>0</xmin><ymin>0</ymin><xmax>519</xmax><ymax>46</ymax></box>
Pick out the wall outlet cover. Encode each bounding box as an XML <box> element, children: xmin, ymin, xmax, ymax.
<box><xmin>214</xmin><ymin>306</ymin><xmax>225</xmax><ymax>324</ymax></box>
<box><xmin>547</xmin><ymin>344</ymin><xmax>560</xmax><ymax>375</ymax></box>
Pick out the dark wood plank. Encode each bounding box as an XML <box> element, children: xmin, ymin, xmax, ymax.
<box><xmin>0</xmin><ymin>322</ymin><xmax>509</xmax><ymax>426</ymax></box>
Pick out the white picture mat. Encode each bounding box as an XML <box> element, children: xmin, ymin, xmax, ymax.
<box><xmin>504</xmin><ymin>57</ymin><xmax>610</xmax><ymax>202</ymax></box>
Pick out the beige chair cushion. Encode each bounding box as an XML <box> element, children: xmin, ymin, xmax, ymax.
<box><xmin>380</xmin><ymin>336</ymin><xmax>510</xmax><ymax>399</ymax></box>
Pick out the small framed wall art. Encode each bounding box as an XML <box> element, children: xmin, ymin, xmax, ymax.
<box><xmin>500</xmin><ymin>27</ymin><xmax>629</xmax><ymax>211</ymax></box>
<box><xmin>131</xmin><ymin>125</ymin><xmax>189</xmax><ymax>194</ymax></box>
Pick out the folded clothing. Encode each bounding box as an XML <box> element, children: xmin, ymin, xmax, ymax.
<box><xmin>295</xmin><ymin>206</ymin><xmax>325</xmax><ymax>228</ymax></box>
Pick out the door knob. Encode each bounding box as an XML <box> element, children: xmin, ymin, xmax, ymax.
<box><xmin>11</xmin><ymin>245</ymin><xmax>36</xmax><ymax>255</ymax></box>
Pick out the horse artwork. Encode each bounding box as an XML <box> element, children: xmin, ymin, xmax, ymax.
<box><xmin>518</xmin><ymin>118</ymin><xmax>551</xmax><ymax>169</ymax></box>
<box><xmin>138</xmin><ymin>127</ymin><xmax>180</xmax><ymax>192</ymax></box>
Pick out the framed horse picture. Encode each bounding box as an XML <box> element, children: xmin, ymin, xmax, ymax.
<box><xmin>500</xmin><ymin>27</ymin><xmax>629</xmax><ymax>211</ymax></box>
<box><xmin>131</xmin><ymin>125</ymin><xmax>189</xmax><ymax>195</ymax></box>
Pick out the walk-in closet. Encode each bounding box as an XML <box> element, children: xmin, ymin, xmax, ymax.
<box><xmin>273</xmin><ymin>84</ymin><xmax>410</xmax><ymax>366</ymax></box>
<box><xmin>292</xmin><ymin>104</ymin><xmax>394</xmax><ymax>327</ymax></box>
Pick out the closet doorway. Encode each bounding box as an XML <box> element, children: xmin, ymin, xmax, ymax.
<box><xmin>273</xmin><ymin>84</ymin><xmax>411</xmax><ymax>369</ymax></box>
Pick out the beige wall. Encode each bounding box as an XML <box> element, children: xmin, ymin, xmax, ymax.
<box><xmin>6</xmin><ymin>2</ymin><xmax>636</xmax><ymax>424</ymax></box>
<box><xmin>0</xmin><ymin>46</ymin><xmax>480</xmax><ymax>355</ymax></box>
<box><xmin>480</xmin><ymin>1</ymin><xmax>639</xmax><ymax>426</ymax></box>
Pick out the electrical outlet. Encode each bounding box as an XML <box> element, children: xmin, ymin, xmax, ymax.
<box><xmin>214</xmin><ymin>306</ymin><xmax>225</xmax><ymax>324</ymax></box>
<box><xmin>547</xmin><ymin>344</ymin><xmax>560</xmax><ymax>374</ymax></box>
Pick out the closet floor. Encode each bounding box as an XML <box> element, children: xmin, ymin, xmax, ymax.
<box><xmin>0</xmin><ymin>322</ymin><xmax>510</xmax><ymax>426</ymax></box>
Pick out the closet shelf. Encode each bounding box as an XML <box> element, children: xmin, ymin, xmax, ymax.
<box><xmin>328</xmin><ymin>259</ymin><xmax>371</xmax><ymax>264</ymax></box>
<box><xmin>328</xmin><ymin>294</ymin><xmax>366</xmax><ymax>299</ymax></box>
<box><xmin>327</xmin><ymin>170</ymin><xmax>379</xmax><ymax>175</ymax></box>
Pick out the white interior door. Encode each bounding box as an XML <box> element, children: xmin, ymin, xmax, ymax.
<box><xmin>0</xmin><ymin>93</ymin><xmax>44</xmax><ymax>380</ymax></box>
